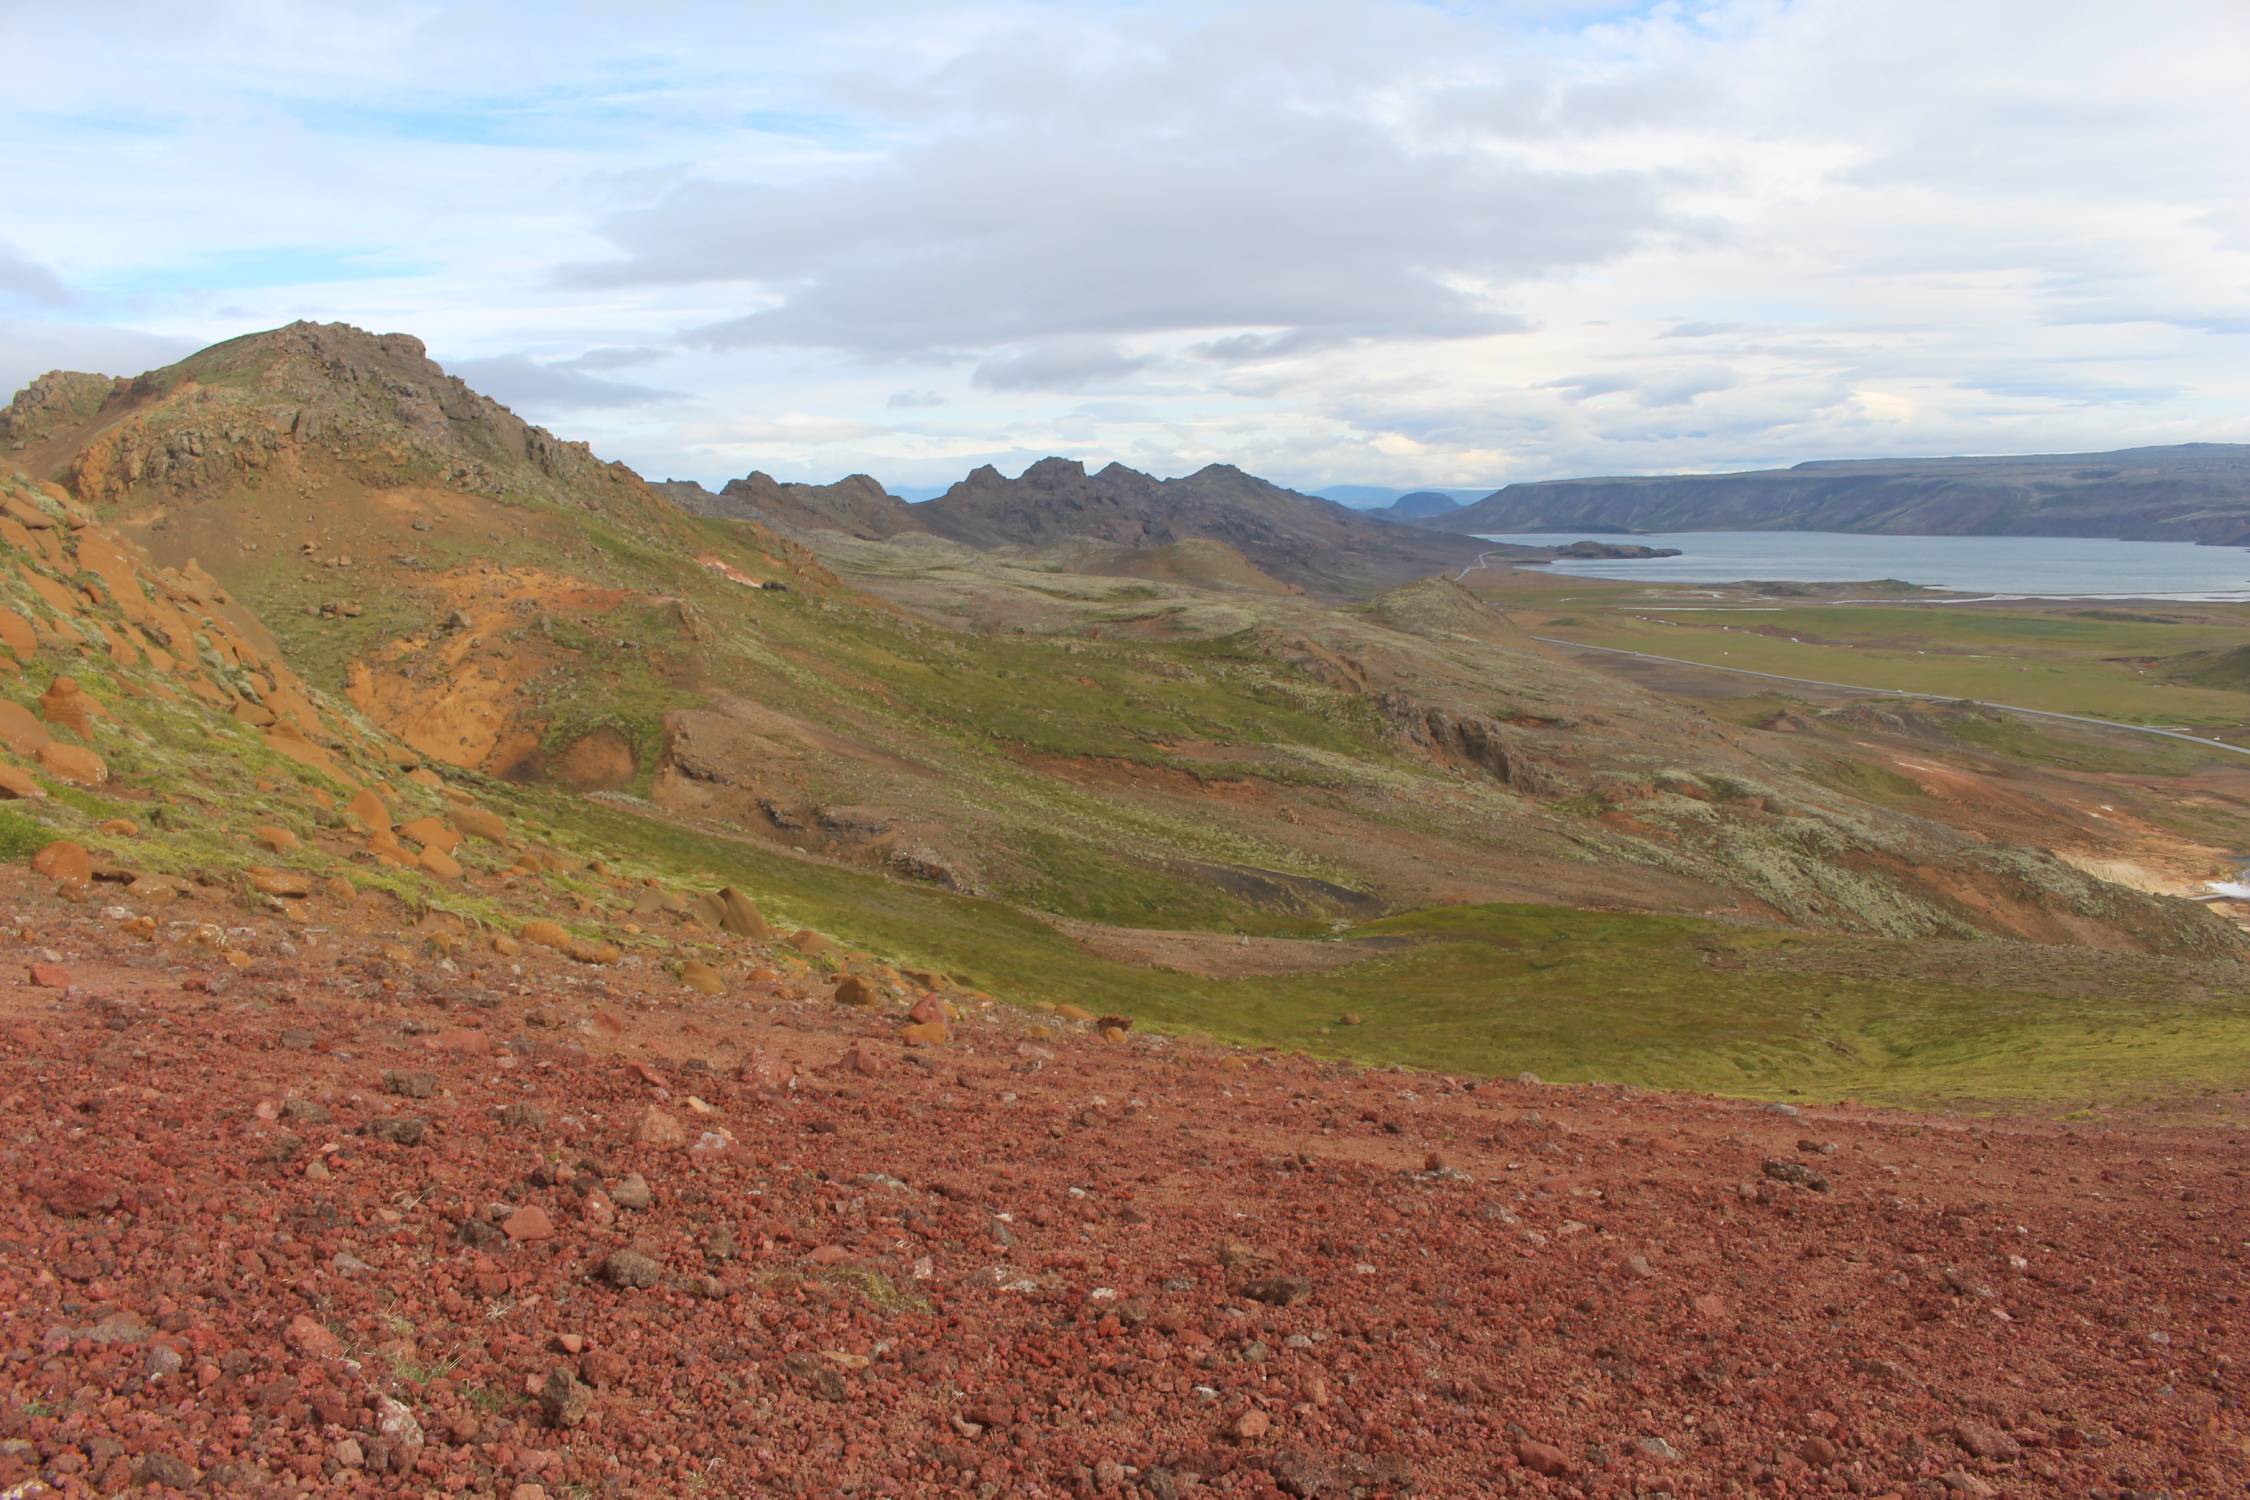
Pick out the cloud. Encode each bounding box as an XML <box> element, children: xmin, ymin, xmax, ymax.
<box><xmin>0</xmin><ymin>321</ymin><xmax>196</xmax><ymax>400</ymax></box>
<box><xmin>1547</xmin><ymin>367</ymin><xmax>1737</xmax><ymax>408</ymax></box>
<box><xmin>552</xmin><ymin>345</ymin><xmax>669</xmax><ymax>372</ymax></box>
<box><xmin>972</xmin><ymin>339</ymin><xmax>1153</xmax><ymax>393</ymax></box>
<box><xmin>0</xmin><ymin>244</ymin><xmax>70</xmax><ymax>307</ymax></box>
<box><xmin>444</xmin><ymin>353</ymin><xmax>677</xmax><ymax>411</ymax></box>
<box><xmin>571</xmin><ymin>6</ymin><xmax>1670</xmax><ymax>382</ymax></box>
<box><xmin>1</xmin><ymin>0</ymin><xmax>2246</xmax><ymax>490</ymax></box>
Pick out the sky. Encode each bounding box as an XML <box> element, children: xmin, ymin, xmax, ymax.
<box><xmin>2</xmin><ymin>0</ymin><xmax>2247</xmax><ymax>495</ymax></box>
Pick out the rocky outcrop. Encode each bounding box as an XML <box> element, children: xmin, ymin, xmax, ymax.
<box><xmin>1383</xmin><ymin>694</ymin><xmax>1574</xmax><ymax>797</ymax></box>
<box><xmin>0</xmin><ymin>372</ymin><xmax>122</xmax><ymax>449</ymax></box>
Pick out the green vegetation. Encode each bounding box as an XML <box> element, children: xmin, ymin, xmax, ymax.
<box><xmin>516</xmin><ymin>786</ymin><xmax>2250</xmax><ymax>1113</ymax></box>
<box><xmin>1804</xmin><ymin>757</ymin><xmax>1931</xmax><ymax>808</ymax></box>
<box><xmin>1547</xmin><ymin>599</ymin><xmax>2250</xmax><ymax>731</ymax></box>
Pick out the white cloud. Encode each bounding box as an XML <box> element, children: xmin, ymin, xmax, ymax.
<box><xmin>0</xmin><ymin>0</ymin><xmax>2245</xmax><ymax>489</ymax></box>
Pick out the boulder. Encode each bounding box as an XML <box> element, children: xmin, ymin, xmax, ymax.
<box><xmin>36</xmin><ymin>676</ymin><xmax>102</xmax><ymax>736</ymax></box>
<box><xmin>34</xmin><ymin>741</ymin><xmax>106</xmax><ymax>785</ymax></box>
<box><xmin>31</xmin><ymin>839</ymin><xmax>92</xmax><ymax>884</ymax></box>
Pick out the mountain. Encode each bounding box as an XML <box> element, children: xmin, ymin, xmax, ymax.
<box><xmin>1426</xmin><ymin>444</ymin><xmax>2250</xmax><ymax>542</ymax></box>
<box><xmin>1313</xmin><ymin>483</ymin><xmax>1489</xmax><ymax>509</ymax></box>
<box><xmin>661</xmin><ymin>470</ymin><xmax>929</xmax><ymax>541</ymax></box>
<box><xmin>0</xmin><ymin>321</ymin><xmax>832</xmax><ymax>780</ymax></box>
<box><xmin>5</xmin><ymin>324</ymin><xmax>2236</xmax><ymax>968</ymax></box>
<box><xmin>1379</xmin><ymin>489</ymin><xmax>1465</xmax><ymax>521</ymax></box>
<box><xmin>912</xmin><ymin>457</ymin><xmax>1489</xmax><ymax>596</ymax></box>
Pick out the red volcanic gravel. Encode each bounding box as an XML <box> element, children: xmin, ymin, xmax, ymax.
<box><xmin>0</xmin><ymin>880</ymin><xmax>2245</xmax><ymax>1497</ymax></box>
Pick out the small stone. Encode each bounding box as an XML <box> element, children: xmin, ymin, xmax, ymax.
<box><xmin>631</xmin><ymin>1106</ymin><xmax>686</xmax><ymax>1148</ymax></box>
<box><xmin>1761</xmin><ymin>1157</ymin><xmax>1829</xmax><ymax>1192</ymax></box>
<box><xmin>609</xmin><ymin>1173</ymin><xmax>652</xmax><ymax>1210</ymax></box>
<box><xmin>1242</xmin><ymin>1275</ymin><xmax>1312</xmax><ymax>1307</ymax></box>
<box><xmin>503</xmin><ymin>1205</ymin><xmax>555</xmax><ymax>1241</ymax></box>
<box><xmin>383</xmin><ymin>1068</ymin><xmax>438</xmax><ymax>1099</ymax></box>
<box><xmin>370</xmin><ymin>1116</ymin><xmax>427</xmax><ymax>1147</ymax></box>
<box><xmin>135</xmin><ymin>1455</ymin><xmax>197</xmax><ymax>1489</ymax></box>
<box><xmin>602</xmin><ymin>1249</ymin><xmax>663</xmax><ymax>1289</ymax></box>
<box><xmin>1516</xmin><ymin>1440</ymin><xmax>1573</xmax><ymax>1477</ymax></box>
<box><xmin>1230</xmin><ymin>1409</ymin><xmax>1270</xmax><ymax>1442</ymax></box>
<box><xmin>285</xmin><ymin>1313</ymin><xmax>342</xmax><ymax>1359</ymax></box>
<box><xmin>27</xmin><ymin>962</ymin><xmax>70</xmax><ymax>988</ymax></box>
<box><xmin>377</xmin><ymin>1395</ymin><xmax>424</xmax><ymax>1449</ymax></box>
<box><xmin>1952</xmin><ymin>1421</ymin><xmax>2022</xmax><ymax>1461</ymax></box>
<box><xmin>539</xmin><ymin>1367</ymin><xmax>592</xmax><ymax>1428</ymax></box>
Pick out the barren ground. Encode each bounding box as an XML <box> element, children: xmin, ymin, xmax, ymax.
<box><xmin>2</xmin><ymin>872</ymin><xmax>2243</xmax><ymax>1499</ymax></box>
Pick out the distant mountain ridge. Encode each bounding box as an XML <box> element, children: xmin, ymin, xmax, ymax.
<box><xmin>661</xmin><ymin>471</ymin><xmax>927</xmax><ymax>541</ymax></box>
<box><xmin>1379</xmin><ymin>490</ymin><xmax>1466</xmax><ymax>521</ymax></box>
<box><xmin>908</xmin><ymin>457</ymin><xmax>1488</xmax><ymax>596</ymax></box>
<box><xmin>1423</xmin><ymin>444</ymin><xmax>2250</xmax><ymax>544</ymax></box>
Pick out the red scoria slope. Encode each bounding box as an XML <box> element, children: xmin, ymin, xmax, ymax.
<box><xmin>0</xmin><ymin>872</ymin><xmax>2244</xmax><ymax>1498</ymax></box>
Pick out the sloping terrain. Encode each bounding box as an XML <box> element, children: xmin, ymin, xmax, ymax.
<box><xmin>15</xmin><ymin>328</ymin><xmax>2233</xmax><ymax>963</ymax></box>
<box><xmin>913</xmin><ymin>457</ymin><xmax>1490</xmax><ymax>597</ymax></box>
<box><xmin>1430</xmin><ymin>442</ymin><xmax>2250</xmax><ymax>543</ymax></box>
<box><xmin>1</xmin><ymin>438</ymin><xmax>2247</xmax><ymax>1492</ymax></box>
<box><xmin>0</xmin><ymin>882</ymin><xmax>2243</xmax><ymax>1497</ymax></box>
<box><xmin>1</xmin><ymin>322</ymin><xmax>834</xmax><ymax>785</ymax></box>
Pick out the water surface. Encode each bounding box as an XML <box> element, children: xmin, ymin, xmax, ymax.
<box><xmin>1479</xmin><ymin>530</ymin><xmax>2250</xmax><ymax>600</ymax></box>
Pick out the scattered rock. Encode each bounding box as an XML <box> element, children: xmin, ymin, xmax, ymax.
<box><xmin>382</xmin><ymin>1068</ymin><xmax>438</xmax><ymax>1099</ymax></box>
<box><xmin>1242</xmin><ymin>1275</ymin><xmax>1313</xmax><ymax>1307</ymax></box>
<box><xmin>602</xmin><ymin>1249</ymin><xmax>663</xmax><ymax>1289</ymax></box>
<box><xmin>1761</xmin><ymin>1158</ymin><xmax>1830</xmax><ymax>1192</ymax></box>
<box><xmin>540</xmin><ymin>1367</ymin><xmax>593</xmax><ymax>1428</ymax></box>
<box><xmin>1516</xmin><ymin>1440</ymin><xmax>1573</xmax><ymax>1477</ymax></box>
<box><xmin>31</xmin><ymin>839</ymin><xmax>93</xmax><ymax>883</ymax></box>
<box><xmin>631</xmin><ymin>1106</ymin><xmax>687</xmax><ymax>1148</ymax></box>
<box><xmin>503</xmin><ymin>1205</ymin><xmax>555</xmax><ymax>1242</ymax></box>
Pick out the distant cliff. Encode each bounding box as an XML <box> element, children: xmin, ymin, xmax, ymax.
<box><xmin>1425</xmin><ymin>444</ymin><xmax>2250</xmax><ymax>545</ymax></box>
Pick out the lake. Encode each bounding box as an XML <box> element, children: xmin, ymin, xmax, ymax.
<box><xmin>1477</xmin><ymin>530</ymin><xmax>2250</xmax><ymax>600</ymax></box>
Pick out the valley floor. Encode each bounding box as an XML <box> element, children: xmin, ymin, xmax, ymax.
<box><xmin>1</xmin><ymin>872</ymin><xmax>2243</xmax><ymax>1498</ymax></box>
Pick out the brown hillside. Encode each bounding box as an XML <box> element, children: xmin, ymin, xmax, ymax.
<box><xmin>3</xmin><ymin>323</ymin><xmax>836</xmax><ymax>778</ymax></box>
